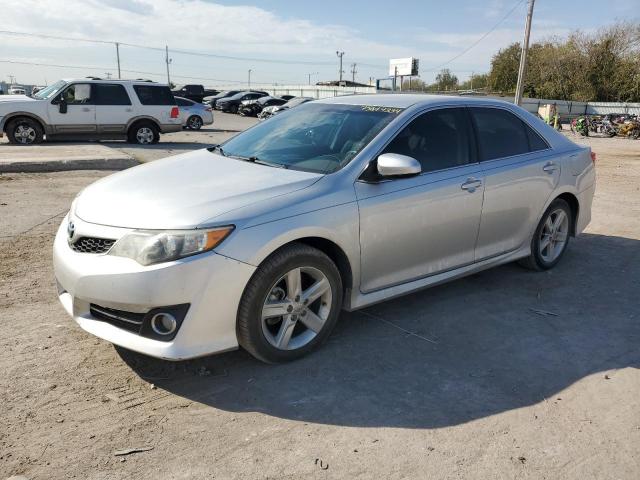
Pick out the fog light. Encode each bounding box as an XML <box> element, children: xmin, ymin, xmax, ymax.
<box><xmin>150</xmin><ymin>312</ymin><xmax>177</xmax><ymax>335</ymax></box>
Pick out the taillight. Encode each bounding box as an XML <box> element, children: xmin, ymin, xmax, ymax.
<box><xmin>590</xmin><ymin>151</ymin><xmax>596</xmax><ymax>163</ymax></box>
<box><xmin>170</xmin><ymin>106</ymin><xmax>179</xmax><ymax>118</ymax></box>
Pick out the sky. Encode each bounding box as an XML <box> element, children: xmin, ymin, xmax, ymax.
<box><xmin>0</xmin><ymin>0</ymin><xmax>637</xmax><ymax>88</ymax></box>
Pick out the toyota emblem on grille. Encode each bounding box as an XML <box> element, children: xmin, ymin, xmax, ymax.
<box><xmin>67</xmin><ymin>221</ymin><xmax>75</xmax><ymax>240</ymax></box>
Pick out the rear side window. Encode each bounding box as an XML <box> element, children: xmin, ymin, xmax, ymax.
<box><xmin>133</xmin><ymin>85</ymin><xmax>176</xmax><ymax>105</ymax></box>
<box><xmin>470</xmin><ymin>107</ymin><xmax>530</xmax><ymax>161</ymax></box>
<box><xmin>95</xmin><ymin>84</ymin><xmax>131</xmax><ymax>105</ymax></box>
<box><xmin>174</xmin><ymin>97</ymin><xmax>194</xmax><ymax>106</ymax></box>
<box><xmin>382</xmin><ymin>107</ymin><xmax>475</xmax><ymax>173</ymax></box>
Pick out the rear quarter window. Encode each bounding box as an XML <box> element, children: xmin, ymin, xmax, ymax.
<box><xmin>133</xmin><ymin>85</ymin><xmax>176</xmax><ymax>105</ymax></box>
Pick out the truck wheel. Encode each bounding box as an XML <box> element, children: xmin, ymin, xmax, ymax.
<box><xmin>7</xmin><ymin>117</ymin><xmax>44</xmax><ymax>145</ymax></box>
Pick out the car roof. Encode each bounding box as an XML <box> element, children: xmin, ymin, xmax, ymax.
<box><xmin>61</xmin><ymin>78</ymin><xmax>169</xmax><ymax>86</ymax></box>
<box><xmin>315</xmin><ymin>93</ymin><xmax>516</xmax><ymax>109</ymax></box>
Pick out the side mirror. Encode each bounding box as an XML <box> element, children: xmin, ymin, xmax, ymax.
<box><xmin>377</xmin><ymin>153</ymin><xmax>421</xmax><ymax>177</ymax></box>
<box><xmin>59</xmin><ymin>100</ymin><xmax>67</xmax><ymax>114</ymax></box>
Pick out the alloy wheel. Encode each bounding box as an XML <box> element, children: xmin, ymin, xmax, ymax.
<box><xmin>15</xmin><ymin>124</ymin><xmax>37</xmax><ymax>144</ymax></box>
<box><xmin>539</xmin><ymin>208</ymin><xmax>569</xmax><ymax>263</ymax></box>
<box><xmin>136</xmin><ymin>127</ymin><xmax>154</xmax><ymax>144</ymax></box>
<box><xmin>261</xmin><ymin>266</ymin><xmax>332</xmax><ymax>351</ymax></box>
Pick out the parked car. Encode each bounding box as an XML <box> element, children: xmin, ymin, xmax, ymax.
<box><xmin>174</xmin><ymin>96</ymin><xmax>214</xmax><ymax>130</ymax></box>
<box><xmin>53</xmin><ymin>94</ymin><xmax>595</xmax><ymax>364</ymax></box>
<box><xmin>238</xmin><ymin>96</ymin><xmax>287</xmax><ymax>117</ymax></box>
<box><xmin>8</xmin><ymin>85</ymin><xmax>27</xmax><ymax>95</ymax></box>
<box><xmin>207</xmin><ymin>90</ymin><xmax>243</xmax><ymax>108</ymax></box>
<box><xmin>280</xmin><ymin>95</ymin><xmax>295</xmax><ymax>101</ymax></box>
<box><xmin>258</xmin><ymin>96</ymin><xmax>312</xmax><ymax>120</ymax></box>
<box><xmin>0</xmin><ymin>78</ymin><xmax>181</xmax><ymax>144</ymax></box>
<box><xmin>171</xmin><ymin>84</ymin><xmax>218</xmax><ymax>103</ymax></box>
<box><xmin>216</xmin><ymin>91</ymin><xmax>268</xmax><ymax>113</ymax></box>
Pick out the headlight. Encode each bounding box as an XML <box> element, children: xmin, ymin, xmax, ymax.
<box><xmin>109</xmin><ymin>226</ymin><xmax>234</xmax><ymax>266</ymax></box>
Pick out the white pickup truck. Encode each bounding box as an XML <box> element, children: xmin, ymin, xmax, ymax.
<box><xmin>0</xmin><ymin>78</ymin><xmax>182</xmax><ymax>145</ymax></box>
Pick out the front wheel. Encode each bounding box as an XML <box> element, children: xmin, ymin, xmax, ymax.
<box><xmin>6</xmin><ymin>117</ymin><xmax>44</xmax><ymax>145</ymax></box>
<box><xmin>519</xmin><ymin>199</ymin><xmax>572</xmax><ymax>271</ymax></box>
<box><xmin>237</xmin><ymin>243</ymin><xmax>343</xmax><ymax>363</ymax></box>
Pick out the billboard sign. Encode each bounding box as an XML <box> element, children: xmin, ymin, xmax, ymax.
<box><xmin>389</xmin><ymin>57</ymin><xmax>419</xmax><ymax>76</ymax></box>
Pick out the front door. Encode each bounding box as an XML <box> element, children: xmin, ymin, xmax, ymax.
<box><xmin>48</xmin><ymin>83</ymin><xmax>96</xmax><ymax>133</ymax></box>
<box><xmin>356</xmin><ymin>107</ymin><xmax>484</xmax><ymax>293</ymax></box>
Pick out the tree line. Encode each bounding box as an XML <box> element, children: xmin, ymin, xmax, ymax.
<box><xmin>402</xmin><ymin>21</ymin><xmax>640</xmax><ymax>102</ymax></box>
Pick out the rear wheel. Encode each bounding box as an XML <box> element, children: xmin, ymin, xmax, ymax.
<box><xmin>237</xmin><ymin>243</ymin><xmax>343</xmax><ymax>363</ymax></box>
<box><xmin>128</xmin><ymin>122</ymin><xmax>159</xmax><ymax>144</ymax></box>
<box><xmin>187</xmin><ymin>115</ymin><xmax>203</xmax><ymax>130</ymax></box>
<box><xmin>519</xmin><ymin>199</ymin><xmax>572</xmax><ymax>271</ymax></box>
<box><xmin>6</xmin><ymin>117</ymin><xmax>44</xmax><ymax>145</ymax></box>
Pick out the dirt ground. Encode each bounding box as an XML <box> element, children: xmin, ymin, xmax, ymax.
<box><xmin>0</xmin><ymin>127</ymin><xmax>639</xmax><ymax>479</ymax></box>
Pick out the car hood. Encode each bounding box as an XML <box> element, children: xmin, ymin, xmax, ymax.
<box><xmin>75</xmin><ymin>148</ymin><xmax>323</xmax><ymax>229</ymax></box>
<box><xmin>0</xmin><ymin>95</ymin><xmax>35</xmax><ymax>104</ymax></box>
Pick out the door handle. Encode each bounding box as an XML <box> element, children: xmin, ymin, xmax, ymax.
<box><xmin>82</xmin><ymin>107</ymin><xmax>91</xmax><ymax>112</ymax></box>
<box><xmin>461</xmin><ymin>178</ymin><xmax>482</xmax><ymax>192</ymax></box>
<box><xmin>543</xmin><ymin>162</ymin><xmax>558</xmax><ymax>173</ymax></box>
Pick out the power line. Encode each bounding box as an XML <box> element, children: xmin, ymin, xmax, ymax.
<box><xmin>0</xmin><ymin>59</ymin><xmax>255</xmax><ymax>84</ymax></box>
<box><xmin>0</xmin><ymin>29</ymin><xmax>380</xmax><ymax>67</ymax></box>
<box><xmin>424</xmin><ymin>0</ymin><xmax>525</xmax><ymax>72</ymax></box>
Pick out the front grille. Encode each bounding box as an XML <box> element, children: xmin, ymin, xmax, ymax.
<box><xmin>90</xmin><ymin>304</ymin><xmax>144</xmax><ymax>334</ymax></box>
<box><xmin>70</xmin><ymin>237</ymin><xmax>115</xmax><ymax>254</ymax></box>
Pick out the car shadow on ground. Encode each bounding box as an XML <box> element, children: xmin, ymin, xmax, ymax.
<box><xmin>117</xmin><ymin>232</ymin><xmax>640</xmax><ymax>429</ymax></box>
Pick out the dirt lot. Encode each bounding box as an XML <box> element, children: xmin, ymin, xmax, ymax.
<box><xmin>0</xmin><ymin>126</ymin><xmax>639</xmax><ymax>479</ymax></box>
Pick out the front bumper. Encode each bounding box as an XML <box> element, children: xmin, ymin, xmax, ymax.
<box><xmin>53</xmin><ymin>215</ymin><xmax>255</xmax><ymax>360</ymax></box>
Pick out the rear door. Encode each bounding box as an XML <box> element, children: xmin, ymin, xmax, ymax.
<box><xmin>47</xmin><ymin>83</ymin><xmax>96</xmax><ymax>133</ymax></box>
<box><xmin>95</xmin><ymin>83</ymin><xmax>133</xmax><ymax>134</ymax></box>
<box><xmin>470</xmin><ymin>106</ymin><xmax>560</xmax><ymax>260</ymax></box>
<box><xmin>356</xmin><ymin>107</ymin><xmax>484</xmax><ymax>293</ymax></box>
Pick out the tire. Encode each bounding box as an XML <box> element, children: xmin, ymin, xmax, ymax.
<box><xmin>186</xmin><ymin>115</ymin><xmax>203</xmax><ymax>130</ymax></box>
<box><xmin>519</xmin><ymin>198</ymin><xmax>572</xmax><ymax>271</ymax></box>
<box><xmin>632</xmin><ymin>128</ymin><xmax>640</xmax><ymax>140</ymax></box>
<box><xmin>127</xmin><ymin>121</ymin><xmax>159</xmax><ymax>145</ymax></box>
<box><xmin>6</xmin><ymin>117</ymin><xmax>44</xmax><ymax>145</ymax></box>
<box><xmin>237</xmin><ymin>243</ymin><xmax>343</xmax><ymax>364</ymax></box>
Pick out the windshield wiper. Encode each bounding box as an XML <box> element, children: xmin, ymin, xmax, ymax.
<box><xmin>209</xmin><ymin>145</ymin><xmax>226</xmax><ymax>156</ymax></box>
<box><xmin>230</xmin><ymin>155</ymin><xmax>288</xmax><ymax>169</ymax></box>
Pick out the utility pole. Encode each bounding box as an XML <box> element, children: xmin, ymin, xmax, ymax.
<box><xmin>470</xmin><ymin>71</ymin><xmax>474</xmax><ymax>90</ymax></box>
<box><xmin>165</xmin><ymin>45</ymin><xmax>172</xmax><ymax>87</ymax></box>
<box><xmin>350</xmin><ymin>63</ymin><xmax>357</xmax><ymax>83</ymax></box>
<box><xmin>248</xmin><ymin>69</ymin><xmax>252</xmax><ymax>90</ymax></box>
<box><xmin>115</xmin><ymin>42</ymin><xmax>121</xmax><ymax>79</ymax></box>
<box><xmin>105</xmin><ymin>72</ymin><xmax>112</xmax><ymax>80</ymax></box>
<box><xmin>336</xmin><ymin>51</ymin><xmax>345</xmax><ymax>83</ymax></box>
<box><xmin>393</xmin><ymin>66</ymin><xmax>398</xmax><ymax>92</ymax></box>
<box><xmin>307</xmin><ymin>72</ymin><xmax>318</xmax><ymax>85</ymax></box>
<box><xmin>514</xmin><ymin>0</ymin><xmax>535</xmax><ymax>106</ymax></box>
<box><xmin>8</xmin><ymin>75</ymin><xmax>15</xmax><ymax>85</ymax></box>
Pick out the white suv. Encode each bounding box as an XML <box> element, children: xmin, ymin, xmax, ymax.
<box><xmin>0</xmin><ymin>78</ymin><xmax>182</xmax><ymax>145</ymax></box>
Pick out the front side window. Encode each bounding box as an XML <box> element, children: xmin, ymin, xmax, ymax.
<box><xmin>470</xmin><ymin>107</ymin><xmax>531</xmax><ymax>161</ymax></box>
<box><xmin>133</xmin><ymin>85</ymin><xmax>175</xmax><ymax>105</ymax></box>
<box><xmin>94</xmin><ymin>84</ymin><xmax>131</xmax><ymax>106</ymax></box>
<box><xmin>219</xmin><ymin>103</ymin><xmax>402</xmax><ymax>173</ymax></box>
<box><xmin>60</xmin><ymin>83</ymin><xmax>92</xmax><ymax>104</ymax></box>
<box><xmin>382</xmin><ymin>107</ymin><xmax>474</xmax><ymax>173</ymax></box>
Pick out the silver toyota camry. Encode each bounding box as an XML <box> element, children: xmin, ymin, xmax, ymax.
<box><xmin>54</xmin><ymin>94</ymin><xmax>596</xmax><ymax>363</ymax></box>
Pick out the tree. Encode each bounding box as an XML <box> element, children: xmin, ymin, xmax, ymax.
<box><xmin>435</xmin><ymin>69</ymin><xmax>458</xmax><ymax>91</ymax></box>
<box><xmin>488</xmin><ymin>42</ymin><xmax>521</xmax><ymax>94</ymax></box>
<box><xmin>459</xmin><ymin>73</ymin><xmax>488</xmax><ymax>90</ymax></box>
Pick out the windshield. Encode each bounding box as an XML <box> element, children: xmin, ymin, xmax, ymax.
<box><xmin>219</xmin><ymin>103</ymin><xmax>403</xmax><ymax>173</ymax></box>
<box><xmin>33</xmin><ymin>80</ymin><xmax>67</xmax><ymax>100</ymax></box>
